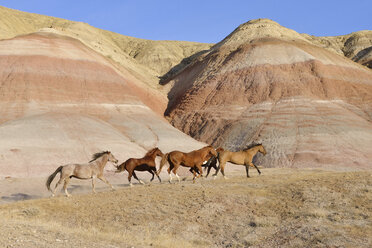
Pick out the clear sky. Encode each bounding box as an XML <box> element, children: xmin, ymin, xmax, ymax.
<box><xmin>1</xmin><ymin>0</ymin><xmax>371</xmax><ymax>43</ymax></box>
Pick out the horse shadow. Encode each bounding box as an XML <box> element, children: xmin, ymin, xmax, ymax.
<box><xmin>1</xmin><ymin>193</ymin><xmax>39</xmax><ymax>202</ymax></box>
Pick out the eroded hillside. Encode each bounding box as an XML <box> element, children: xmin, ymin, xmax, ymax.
<box><xmin>164</xmin><ymin>19</ymin><xmax>372</xmax><ymax>170</ymax></box>
<box><xmin>0</xmin><ymin>6</ymin><xmax>213</xmax><ymax>92</ymax></box>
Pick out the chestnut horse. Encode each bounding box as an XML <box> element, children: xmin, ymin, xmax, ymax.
<box><xmin>157</xmin><ymin>145</ymin><xmax>217</xmax><ymax>183</ymax></box>
<box><xmin>46</xmin><ymin>151</ymin><xmax>118</xmax><ymax>197</ymax></box>
<box><xmin>189</xmin><ymin>154</ymin><xmax>219</xmax><ymax>178</ymax></box>
<box><xmin>215</xmin><ymin>144</ymin><xmax>267</xmax><ymax>178</ymax></box>
<box><xmin>115</xmin><ymin>147</ymin><xmax>164</xmax><ymax>186</ymax></box>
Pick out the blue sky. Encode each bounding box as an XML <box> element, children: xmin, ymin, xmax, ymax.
<box><xmin>1</xmin><ymin>0</ymin><xmax>371</xmax><ymax>43</ymax></box>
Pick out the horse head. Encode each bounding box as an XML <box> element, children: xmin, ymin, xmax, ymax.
<box><xmin>106</xmin><ymin>151</ymin><xmax>119</xmax><ymax>164</ymax></box>
<box><xmin>206</xmin><ymin>146</ymin><xmax>218</xmax><ymax>158</ymax></box>
<box><xmin>258</xmin><ymin>144</ymin><xmax>267</xmax><ymax>155</ymax></box>
<box><xmin>154</xmin><ymin>147</ymin><xmax>165</xmax><ymax>157</ymax></box>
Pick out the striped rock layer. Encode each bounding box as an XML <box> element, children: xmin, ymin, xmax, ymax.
<box><xmin>0</xmin><ymin>32</ymin><xmax>204</xmax><ymax>177</ymax></box>
<box><xmin>165</xmin><ymin>31</ymin><xmax>372</xmax><ymax>170</ymax></box>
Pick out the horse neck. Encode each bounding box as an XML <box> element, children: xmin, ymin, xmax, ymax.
<box><xmin>95</xmin><ymin>154</ymin><xmax>109</xmax><ymax>170</ymax></box>
<box><xmin>247</xmin><ymin>146</ymin><xmax>260</xmax><ymax>155</ymax></box>
<box><xmin>147</xmin><ymin>151</ymin><xmax>158</xmax><ymax>161</ymax></box>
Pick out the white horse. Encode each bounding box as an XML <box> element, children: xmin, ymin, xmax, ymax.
<box><xmin>46</xmin><ymin>151</ymin><xmax>118</xmax><ymax>197</ymax></box>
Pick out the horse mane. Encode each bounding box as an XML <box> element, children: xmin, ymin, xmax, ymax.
<box><xmin>243</xmin><ymin>143</ymin><xmax>262</xmax><ymax>151</ymax></box>
<box><xmin>145</xmin><ymin>147</ymin><xmax>158</xmax><ymax>156</ymax></box>
<box><xmin>89</xmin><ymin>151</ymin><xmax>110</xmax><ymax>162</ymax></box>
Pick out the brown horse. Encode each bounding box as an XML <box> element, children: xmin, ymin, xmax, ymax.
<box><xmin>157</xmin><ymin>145</ymin><xmax>217</xmax><ymax>183</ymax></box>
<box><xmin>215</xmin><ymin>144</ymin><xmax>267</xmax><ymax>178</ymax></box>
<box><xmin>46</xmin><ymin>151</ymin><xmax>118</xmax><ymax>197</ymax></box>
<box><xmin>189</xmin><ymin>154</ymin><xmax>219</xmax><ymax>178</ymax></box>
<box><xmin>115</xmin><ymin>147</ymin><xmax>164</xmax><ymax>187</ymax></box>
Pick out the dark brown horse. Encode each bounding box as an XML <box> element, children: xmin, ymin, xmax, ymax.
<box><xmin>215</xmin><ymin>144</ymin><xmax>267</xmax><ymax>178</ymax></box>
<box><xmin>115</xmin><ymin>147</ymin><xmax>164</xmax><ymax>186</ymax></box>
<box><xmin>157</xmin><ymin>146</ymin><xmax>217</xmax><ymax>183</ymax></box>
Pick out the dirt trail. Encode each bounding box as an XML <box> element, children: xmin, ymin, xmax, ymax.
<box><xmin>0</xmin><ymin>168</ymin><xmax>371</xmax><ymax>247</ymax></box>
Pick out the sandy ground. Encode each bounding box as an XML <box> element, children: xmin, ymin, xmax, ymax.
<box><xmin>0</xmin><ymin>164</ymin><xmax>242</xmax><ymax>204</ymax></box>
<box><xmin>0</xmin><ymin>166</ymin><xmax>371</xmax><ymax>248</ymax></box>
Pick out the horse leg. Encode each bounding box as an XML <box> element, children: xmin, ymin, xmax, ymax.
<box><xmin>128</xmin><ymin>170</ymin><xmax>133</xmax><ymax>187</ymax></box>
<box><xmin>214</xmin><ymin>158</ymin><xmax>227</xmax><ymax>179</ymax></box>
<box><xmin>133</xmin><ymin>171</ymin><xmax>145</xmax><ymax>185</ymax></box>
<box><xmin>155</xmin><ymin>170</ymin><xmax>162</xmax><ymax>183</ymax></box>
<box><xmin>150</xmin><ymin>168</ymin><xmax>162</xmax><ymax>183</ymax></box>
<box><xmin>183</xmin><ymin>168</ymin><xmax>195</xmax><ymax>181</ymax></box>
<box><xmin>250</xmin><ymin>162</ymin><xmax>261</xmax><ymax>175</ymax></box>
<box><xmin>196</xmin><ymin>164</ymin><xmax>203</xmax><ymax>178</ymax></box>
<box><xmin>211</xmin><ymin>162</ymin><xmax>219</xmax><ymax>177</ymax></box>
<box><xmin>92</xmin><ymin>176</ymin><xmax>97</xmax><ymax>193</ymax></box>
<box><xmin>52</xmin><ymin>176</ymin><xmax>64</xmax><ymax>197</ymax></box>
<box><xmin>63</xmin><ymin>177</ymin><xmax>71</xmax><ymax>197</ymax></box>
<box><xmin>167</xmin><ymin>162</ymin><xmax>174</xmax><ymax>183</ymax></box>
<box><xmin>205</xmin><ymin>157</ymin><xmax>216</xmax><ymax>178</ymax></box>
<box><xmin>206</xmin><ymin>164</ymin><xmax>212</xmax><ymax>178</ymax></box>
<box><xmin>172</xmin><ymin>166</ymin><xmax>181</xmax><ymax>183</ymax></box>
<box><xmin>148</xmin><ymin>169</ymin><xmax>155</xmax><ymax>182</ymax></box>
<box><xmin>97</xmin><ymin>175</ymin><xmax>115</xmax><ymax>190</ymax></box>
<box><xmin>212</xmin><ymin>166</ymin><xmax>219</xmax><ymax>178</ymax></box>
<box><xmin>245</xmin><ymin>164</ymin><xmax>250</xmax><ymax>178</ymax></box>
<box><xmin>220</xmin><ymin>162</ymin><xmax>228</xmax><ymax>179</ymax></box>
<box><xmin>192</xmin><ymin>169</ymin><xmax>198</xmax><ymax>183</ymax></box>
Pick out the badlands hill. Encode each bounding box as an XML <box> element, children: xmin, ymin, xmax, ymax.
<box><xmin>0</xmin><ymin>30</ymin><xmax>205</xmax><ymax>178</ymax></box>
<box><xmin>0</xmin><ymin>6</ymin><xmax>213</xmax><ymax>93</ymax></box>
<box><xmin>164</xmin><ymin>19</ymin><xmax>372</xmax><ymax>170</ymax></box>
<box><xmin>0</xmin><ymin>6</ymin><xmax>372</xmax><ymax>175</ymax></box>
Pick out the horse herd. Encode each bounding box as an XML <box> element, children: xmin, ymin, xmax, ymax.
<box><xmin>46</xmin><ymin>144</ymin><xmax>267</xmax><ymax>197</ymax></box>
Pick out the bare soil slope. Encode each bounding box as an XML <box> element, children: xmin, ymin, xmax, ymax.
<box><xmin>0</xmin><ymin>31</ymin><xmax>205</xmax><ymax>178</ymax></box>
<box><xmin>0</xmin><ymin>169</ymin><xmax>371</xmax><ymax>247</ymax></box>
<box><xmin>164</xmin><ymin>20</ymin><xmax>372</xmax><ymax>170</ymax></box>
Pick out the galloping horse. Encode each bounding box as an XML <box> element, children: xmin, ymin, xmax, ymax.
<box><xmin>157</xmin><ymin>145</ymin><xmax>217</xmax><ymax>183</ymax></box>
<box><xmin>189</xmin><ymin>154</ymin><xmax>220</xmax><ymax>178</ymax></box>
<box><xmin>46</xmin><ymin>151</ymin><xmax>118</xmax><ymax>197</ymax></box>
<box><xmin>115</xmin><ymin>147</ymin><xmax>164</xmax><ymax>186</ymax></box>
<box><xmin>215</xmin><ymin>144</ymin><xmax>267</xmax><ymax>178</ymax></box>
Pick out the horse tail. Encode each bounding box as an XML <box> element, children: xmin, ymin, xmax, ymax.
<box><xmin>157</xmin><ymin>153</ymin><xmax>169</xmax><ymax>174</ymax></box>
<box><xmin>46</xmin><ymin>166</ymin><xmax>63</xmax><ymax>191</ymax></box>
<box><xmin>115</xmin><ymin>159</ymin><xmax>129</xmax><ymax>173</ymax></box>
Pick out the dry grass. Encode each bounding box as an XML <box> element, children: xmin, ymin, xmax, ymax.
<box><xmin>0</xmin><ymin>168</ymin><xmax>371</xmax><ymax>247</ymax></box>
